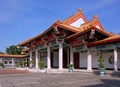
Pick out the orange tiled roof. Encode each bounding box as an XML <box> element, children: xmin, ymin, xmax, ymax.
<box><xmin>88</xmin><ymin>35</ymin><xmax>120</xmax><ymax>47</ymax></box>
<box><xmin>58</xmin><ymin>23</ymin><xmax>80</xmax><ymax>32</ymax></box>
<box><xmin>81</xmin><ymin>16</ymin><xmax>98</xmax><ymax>27</ymax></box>
<box><xmin>80</xmin><ymin>16</ymin><xmax>114</xmax><ymax>36</ymax></box>
<box><xmin>66</xmin><ymin>17</ymin><xmax>114</xmax><ymax>40</ymax></box>
<box><xmin>18</xmin><ymin>20</ymin><xmax>80</xmax><ymax>46</ymax></box>
<box><xmin>18</xmin><ymin>9</ymin><xmax>115</xmax><ymax>47</ymax></box>
<box><xmin>18</xmin><ymin>21</ymin><xmax>59</xmax><ymax>46</ymax></box>
<box><xmin>66</xmin><ymin>27</ymin><xmax>114</xmax><ymax>40</ymax></box>
<box><xmin>62</xmin><ymin>8</ymin><xmax>87</xmax><ymax>24</ymax></box>
<box><xmin>66</xmin><ymin>25</ymin><xmax>92</xmax><ymax>40</ymax></box>
<box><xmin>0</xmin><ymin>54</ymin><xmax>28</xmax><ymax>58</ymax></box>
<box><xmin>95</xmin><ymin>28</ymin><xmax>114</xmax><ymax>36</ymax></box>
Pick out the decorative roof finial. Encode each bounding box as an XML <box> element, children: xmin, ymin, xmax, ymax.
<box><xmin>77</xmin><ymin>8</ymin><xmax>82</xmax><ymax>13</ymax></box>
<box><xmin>92</xmin><ymin>15</ymin><xmax>98</xmax><ymax>19</ymax></box>
<box><xmin>92</xmin><ymin>15</ymin><xmax>98</xmax><ymax>22</ymax></box>
<box><xmin>54</xmin><ymin>19</ymin><xmax>61</xmax><ymax>24</ymax></box>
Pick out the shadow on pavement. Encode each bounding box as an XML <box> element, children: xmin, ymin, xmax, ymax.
<box><xmin>84</xmin><ymin>79</ymin><xmax>120</xmax><ymax>87</ymax></box>
<box><xmin>92</xmin><ymin>70</ymin><xmax>120</xmax><ymax>77</ymax></box>
<box><xmin>85</xmin><ymin>70</ymin><xmax>120</xmax><ymax>87</ymax></box>
<box><xmin>110</xmin><ymin>71</ymin><xmax>120</xmax><ymax>78</ymax></box>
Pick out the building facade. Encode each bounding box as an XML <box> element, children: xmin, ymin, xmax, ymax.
<box><xmin>0</xmin><ymin>54</ymin><xmax>28</xmax><ymax>67</ymax></box>
<box><xmin>18</xmin><ymin>9</ymin><xmax>120</xmax><ymax>71</ymax></box>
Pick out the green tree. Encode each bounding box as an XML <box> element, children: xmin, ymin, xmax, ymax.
<box><xmin>6</xmin><ymin>45</ymin><xmax>23</xmax><ymax>55</ymax></box>
<box><xmin>0</xmin><ymin>51</ymin><xmax>4</xmax><ymax>54</ymax></box>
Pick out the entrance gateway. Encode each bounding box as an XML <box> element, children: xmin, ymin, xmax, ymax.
<box><xmin>18</xmin><ymin>9</ymin><xmax>120</xmax><ymax>71</ymax></box>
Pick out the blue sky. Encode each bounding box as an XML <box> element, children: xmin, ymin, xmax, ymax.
<box><xmin>0</xmin><ymin>0</ymin><xmax>120</xmax><ymax>52</ymax></box>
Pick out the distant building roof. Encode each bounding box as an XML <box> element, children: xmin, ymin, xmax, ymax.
<box><xmin>0</xmin><ymin>54</ymin><xmax>28</xmax><ymax>58</ymax></box>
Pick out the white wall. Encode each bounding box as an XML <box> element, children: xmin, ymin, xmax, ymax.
<box><xmin>70</xmin><ymin>18</ymin><xmax>85</xmax><ymax>28</ymax></box>
<box><xmin>2</xmin><ymin>60</ymin><xmax>12</xmax><ymax>67</ymax></box>
<box><xmin>79</xmin><ymin>51</ymin><xmax>120</xmax><ymax>69</ymax></box>
<box><xmin>102</xmin><ymin>52</ymin><xmax>114</xmax><ymax>69</ymax></box>
<box><xmin>91</xmin><ymin>52</ymin><xmax>99</xmax><ymax>68</ymax></box>
<box><xmin>80</xmin><ymin>51</ymin><xmax>100</xmax><ymax>69</ymax></box>
<box><xmin>101</xmin><ymin>51</ymin><xmax>120</xmax><ymax>69</ymax></box>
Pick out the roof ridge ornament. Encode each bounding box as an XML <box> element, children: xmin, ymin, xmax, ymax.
<box><xmin>92</xmin><ymin>15</ymin><xmax>98</xmax><ymax>22</ymax></box>
<box><xmin>54</xmin><ymin>19</ymin><xmax>61</xmax><ymax>24</ymax></box>
<box><xmin>77</xmin><ymin>8</ymin><xmax>82</xmax><ymax>13</ymax></box>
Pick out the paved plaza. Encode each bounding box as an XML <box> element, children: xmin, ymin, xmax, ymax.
<box><xmin>0</xmin><ymin>70</ymin><xmax>120</xmax><ymax>87</ymax></box>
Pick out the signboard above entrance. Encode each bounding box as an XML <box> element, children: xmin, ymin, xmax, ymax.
<box><xmin>73</xmin><ymin>46</ymin><xmax>86</xmax><ymax>52</ymax></box>
<box><xmin>90</xmin><ymin>43</ymin><xmax>120</xmax><ymax>51</ymax></box>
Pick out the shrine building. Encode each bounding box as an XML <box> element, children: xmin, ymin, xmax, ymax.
<box><xmin>18</xmin><ymin>9</ymin><xmax>120</xmax><ymax>71</ymax></box>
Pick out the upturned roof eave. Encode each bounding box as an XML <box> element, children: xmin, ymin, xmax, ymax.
<box><xmin>18</xmin><ymin>21</ymin><xmax>80</xmax><ymax>46</ymax></box>
<box><xmin>87</xmin><ymin>35</ymin><xmax>120</xmax><ymax>47</ymax></box>
<box><xmin>17</xmin><ymin>21</ymin><xmax>60</xmax><ymax>46</ymax></box>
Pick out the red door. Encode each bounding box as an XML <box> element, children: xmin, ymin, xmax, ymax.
<box><xmin>74</xmin><ymin>52</ymin><xmax>79</xmax><ymax>69</ymax></box>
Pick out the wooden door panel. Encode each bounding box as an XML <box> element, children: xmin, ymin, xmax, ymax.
<box><xmin>74</xmin><ymin>52</ymin><xmax>79</xmax><ymax>69</ymax></box>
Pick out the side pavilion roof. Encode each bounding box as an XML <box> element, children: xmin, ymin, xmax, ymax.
<box><xmin>0</xmin><ymin>54</ymin><xmax>28</xmax><ymax>58</ymax></box>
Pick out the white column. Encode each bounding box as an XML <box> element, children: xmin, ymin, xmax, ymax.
<box><xmin>12</xmin><ymin>58</ymin><xmax>14</xmax><ymax>67</ymax></box>
<box><xmin>47</xmin><ymin>46</ymin><xmax>51</xmax><ymax>69</ymax></box>
<box><xmin>58</xmin><ymin>42</ymin><xmax>63</xmax><ymax>70</ymax></box>
<box><xmin>70</xmin><ymin>45</ymin><xmax>73</xmax><ymax>65</ymax></box>
<box><xmin>30</xmin><ymin>50</ymin><xmax>32</xmax><ymax>61</ymax></box>
<box><xmin>87</xmin><ymin>50</ymin><xmax>92</xmax><ymax>71</ymax></box>
<box><xmin>25</xmin><ymin>59</ymin><xmax>27</xmax><ymax>67</ymax></box>
<box><xmin>0</xmin><ymin>58</ymin><xmax>2</xmax><ymax>63</ymax></box>
<box><xmin>35</xmin><ymin>49</ymin><xmax>39</xmax><ymax>68</ymax></box>
<box><xmin>30</xmin><ymin>50</ymin><xmax>32</xmax><ymax>67</ymax></box>
<box><xmin>114</xmin><ymin>48</ymin><xmax>118</xmax><ymax>71</ymax></box>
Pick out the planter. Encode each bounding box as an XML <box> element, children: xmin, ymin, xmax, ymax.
<box><xmin>68</xmin><ymin>67</ymin><xmax>73</xmax><ymax>72</ymax></box>
<box><xmin>68</xmin><ymin>64</ymin><xmax>73</xmax><ymax>72</ymax></box>
<box><xmin>0</xmin><ymin>66</ymin><xmax>3</xmax><ymax>68</ymax></box>
<box><xmin>40</xmin><ymin>69</ymin><xmax>46</xmax><ymax>73</ymax></box>
<box><xmin>98</xmin><ymin>57</ymin><xmax>105</xmax><ymax>76</ymax></box>
<box><xmin>99</xmin><ymin>68</ymin><xmax>105</xmax><ymax>76</ymax></box>
<box><xmin>0</xmin><ymin>63</ymin><xmax>4</xmax><ymax>68</ymax></box>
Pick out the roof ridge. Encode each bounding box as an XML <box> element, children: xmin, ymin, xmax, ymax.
<box><xmin>80</xmin><ymin>16</ymin><xmax>114</xmax><ymax>36</ymax></box>
<box><xmin>62</xmin><ymin>8</ymin><xmax>87</xmax><ymax>25</ymax></box>
<box><xmin>81</xmin><ymin>15</ymin><xmax>98</xmax><ymax>27</ymax></box>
